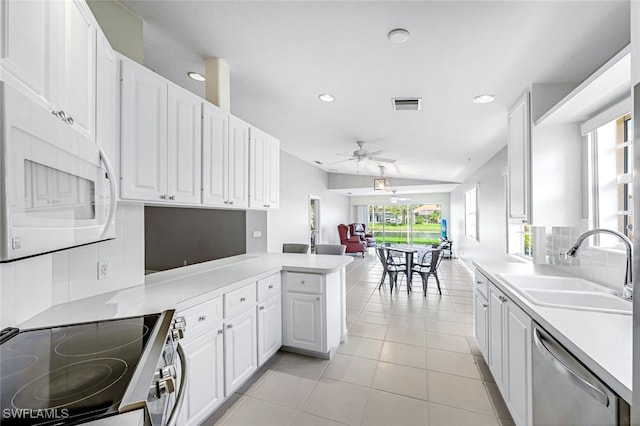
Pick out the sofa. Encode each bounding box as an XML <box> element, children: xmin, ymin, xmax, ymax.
<box><xmin>337</xmin><ymin>224</ymin><xmax>367</xmax><ymax>257</ymax></box>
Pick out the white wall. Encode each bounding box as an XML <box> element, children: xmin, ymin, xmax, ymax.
<box><xmin>0</xmin><ymin>204</ymin><xmax>144</xmax><ymax>328</ymax></box>
<box><xmin>267</xmin><ymin>151</ymin><xmax>350</xmax><ymax>251</ymax></box>
<box><xmin>450</xmin><ymin>147</ymin><xmax>508</xmax><ymax>267</ymax></box>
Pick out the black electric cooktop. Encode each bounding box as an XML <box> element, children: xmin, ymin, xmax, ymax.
<box><xmin>0</xmin><ymin>314</ymin><xmax>160</xmax><ymax>425</ymax></box>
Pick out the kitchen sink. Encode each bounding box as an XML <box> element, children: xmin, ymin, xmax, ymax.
<box><xmin>497</xmin><ymin>273</ymin><xmax>632</xmax><ymax>315</ymax></box>
<box><xmin>497</xmin><ymin>274</ymin><xmax>602</xmax><ymax>291</ymax></box>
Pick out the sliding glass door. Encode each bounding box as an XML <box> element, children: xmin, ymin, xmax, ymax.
<box><xmin>368</xmin><ymin>203</ymin><xmax>441</xmax><ymax>246</ymax></box>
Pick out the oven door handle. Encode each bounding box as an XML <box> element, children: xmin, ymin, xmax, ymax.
<box><xmin>166</xmin><ymin>343</ymin><xmax>188</xmax><ymax>426</ymax></box>
<box><xmin>99</xmin><ymin>147</ymin><xmax>117</xmax><ymax>239</ymax></box>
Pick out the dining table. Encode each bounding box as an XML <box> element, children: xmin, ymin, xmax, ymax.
<box><xmin>378</xmin><ymin>245</ymin><xmax>439</xmax><ymax>292</ymax></box>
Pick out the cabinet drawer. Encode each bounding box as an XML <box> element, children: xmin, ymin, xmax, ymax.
<box><xmin>258</xmin><ymin>274</ymin><xmax>281</xmax><ymax>302</ymax></box>
<box><xmin>475</xmin><ymin>270</ymin><xmax>488</xmax><ymax>299</ymax></box>
<box><xmin>179</xmin><ymin>296</ymin><xmax>223</xmax><ymax>339</ymax></box>
<box><xmin>286</xmin><ymin>272</ymin><xmax>322</xmax><ymax>294</ymax></box>
<box><xmin>225</xmin><ymin>283</ymin><xmax>256</xmax><ymax>318</ymax></box>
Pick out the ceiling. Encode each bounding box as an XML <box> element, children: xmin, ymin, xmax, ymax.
<box><xmin>119</xmin><ymin>0</ymin><xmax>630</xmax><ymax>195</ymax></box>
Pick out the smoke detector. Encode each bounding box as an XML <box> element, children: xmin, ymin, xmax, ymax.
<box><xmin>392</xmin><ymin>98</ymin><xmax>421</xmax><ymax>111</ymax></box>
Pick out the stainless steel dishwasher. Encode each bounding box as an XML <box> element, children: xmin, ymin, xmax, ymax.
<box><xmin>532</xmin><ymin>323</ymin><xmax>630</xmax><ymax>426</ymax></box>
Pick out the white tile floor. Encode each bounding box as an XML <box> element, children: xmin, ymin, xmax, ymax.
<box><xmin>204</xmin><ymin>253</ymin><xmax>515</xmax><ymax>426</ymax></box>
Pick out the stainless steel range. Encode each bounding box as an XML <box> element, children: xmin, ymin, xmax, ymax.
<box><xmin>0</xmin><ymin>310</ymin><xmax>186</xmax><ymax>425</ymax></box>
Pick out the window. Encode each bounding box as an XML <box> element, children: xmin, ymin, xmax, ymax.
<box><xmin>464</xmin><ymin>185</ymin><xmax>478</xmax><ymax>240</ymax></box>
<box><xmin>587</xmin><ymin>113</ymin><xmax>633</xmax><ymax>244</ymax></box>
<box><xmin>368</xmin><ymin>203</ymin><xmax>442</xmax><ymax>245</ymax></box>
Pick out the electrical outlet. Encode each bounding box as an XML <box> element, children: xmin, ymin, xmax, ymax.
<box><xmin>253</xmin><ymin>231</ymin><xmax>262</xmax><ymax>238</ymax></box>
<box><xmin>98</xmin><ymin>260</ymin><xmax>111</xmax><ymax>280</ymax></box>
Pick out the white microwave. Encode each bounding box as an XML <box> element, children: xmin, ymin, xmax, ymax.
<box><xmin>0</xmin><ymin>82</ymin><xmax>117</xmax><ymax>262</ymax></box>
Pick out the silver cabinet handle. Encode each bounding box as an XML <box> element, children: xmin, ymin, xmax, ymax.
<box><xmin>227</xmin><ymin>324</ymin><xmax>233</xmax><ymax>329</ymax></box>
<box><xmin>533</xmin><ymin>328</ymin><xmax>609</xmax><ymax>407</ymax></box>
<box><xmin>259</xmin><ymin>306</ymin><xmax>264</xmax><ymax>310</ymax></box>
<box><xmin>268</xmin><ymin>284</ymin><xmax>274</xmax><ymax>289</ymax></box>
<box><xmin>301</xmin><ymin>281</ymin><xmax>305</xmax><ymax>284</ymax></box>
<box><xmin>482</xmin><ymin>304</ymin><xmax>488</xmax><ymax>308</ymax></box>
<box><xmin>169</xmin><ymin>195</ymin><xmax>175</xmax><ymax>200</ymax></box>
<box><xmin>65</xmin><ymin>116</ymin><xmax>74</xmax><ymax>125</ymax></box>
<box><xmin>217</xmin><ymin>329</ymin><xmax>223</xmax><ymax>335</ymax></box>
<box><xmin>498</xmin><ymin>295</ymin><xmax>508</xmax><ymax>303</ymax></box>
<box><xmin>316</xmin><ymin>297</ymin><xmax>320</xmax><ymax>301</ymax></box>
<box><xmin>198</xmin><ymin>315</ymin><xmax>206</xmax><ymax>322</ymax></box>
<box><xmin>160</xmin><ymin>194</ymin><xmax>167</xmax><ymax>200</ymax></box>
<box><xmin>229</xmin><ymin>201</ymin><xmax>234</xmax><ymax>205</ymax></box>
<box><xmin>224</xmin><ymin>201</ymin><xmax>229</xmax><ymax>204</ymax></box>
<box><xmin>240</xmin><ymin>297</ymin><xmax>246</xmax><ymax>302</ymax></box>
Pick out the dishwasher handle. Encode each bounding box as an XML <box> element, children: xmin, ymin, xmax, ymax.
<box><xmin>533</xmin><ymin>328</ymin><xmax>609</xmax><ymax>407</ymax></box>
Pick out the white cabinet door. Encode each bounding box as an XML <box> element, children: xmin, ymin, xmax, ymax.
<box><xmin>179</xmin><ymin>327</ymin><xmax>225</xmax><ymax>426</ymax></box>
<box><xmin>202</xmin><ymin>103</ymin><xmax>229</xmax><ymax>206</ymax></box>
<box><xmin>488</xmin><ymin>286</ymin><xmax>505</xmax><ymax>391</ymax></box>
<box><xmin>474</xmin><ymin>290</ymin><xmax>489</xmax><ymax>360</ymax></box>
<box><xmin>505</xmin><ymin>300</ymin><xmax>532</xmax><ymax>426</ymax></box>
<box><xmin>258</xmin><ymin>295</ymin><xmax>282</xmax><ymax>366</ymax></box>
<box><xmin>265</xmin><ymin>136</ymin><xmax>280</xmax><ymax>209</ymax></box>
<box><xmin>249</xmin><ymin>127</ymin><xmax>280</xmax><ymax>210</ymax></box>
<box><xmin>249</xmin><ymin>127</ymin><xmax>268</xmax><ymax>209</ymax></box>
<box><xmin>120</xmin><ymin>59</ymin><xmax>168</xmax><ymax>201</ymax></box>
<box><xmin>167</xmin><ymin>85</ymin><xmax>201</xmax><ymax>204</ymax></box>
<box><xmin>53</xmin><ymin>0</ymin><xmax>96</xmax><ymax>140</ymax></box>
<box><xmin>224</xmin><ymin>308</ymin><xmax>257</xmax><ymax>395</ymax></box>
<box><xmin>283</xmin><ymin>292</ymin><xmax>323</xmax><ymax>353</ymax></box>
<box><xmin>227</xmin><ymin>116</ymin><xmax>249</xmax><ymax>208</ymax></box>
<box><xmin>507</xmin><ymin>92</ymin><xmax>531</xmax><ymax>222</ymax></box>
<box><xmin>0</xmin><ymin>0</ymin><xmax>49</xmax><ymax>100</ymax></box>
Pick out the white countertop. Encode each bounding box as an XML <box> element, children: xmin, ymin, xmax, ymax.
<box><xmin>473</xmin><ymin>260</ymin><xmax>632</xmax><ymax>403</ymax></box>
<box><xmin>20</xmin><ymin>253</ymin><xmax>352</xmax><ymax>330</ymax></box>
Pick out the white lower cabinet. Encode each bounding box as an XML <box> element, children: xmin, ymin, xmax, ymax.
<box><xmin>475</xmin><ymin>289</ymin><xmax>489</xmax><ymax>360</ymax></box>
<box><xmin>179</xmin><ymin>326</ymin><xmax>224</xmax><ymax>426</ymax></box>
<box><xmin>283</xmin><ymin>292</ymin><xmax>323</xmax><ymax>352</ymax></box>
<box><xmin>224</xmin><ymin>308</ymin><xmax>258</xmax><ymax>395</ymax></box>
<box><xmin>258</xmin><ymin>295</ymin><xmax>282</xmax><ymax>366</ymax></box>
<box><xmin>485</xmin><ymin>275</ymin><xmax>532</xmax><ymax>426</ymax></box>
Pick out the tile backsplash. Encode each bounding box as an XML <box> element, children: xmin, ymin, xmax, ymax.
<box><xmin>542</xmin><ymin>226</ymin><xmax>627</xmax><ymax>292</ymax></box>
<box><xmin>0</xmin><ymin>203</ymin><xmax>144</xmax><ymax>328</ymax></box>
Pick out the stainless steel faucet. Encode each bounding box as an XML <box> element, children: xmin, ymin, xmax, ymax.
<box><xmin>566</xmin><ymin>228</ymin><xmax>633</xmax><ymax>299</ymax></box>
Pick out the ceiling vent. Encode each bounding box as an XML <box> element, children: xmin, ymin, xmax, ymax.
<box><xmin>392</xmin><ymin>98</ymin><xmax>421</xmax><ymax>111</ymax></box>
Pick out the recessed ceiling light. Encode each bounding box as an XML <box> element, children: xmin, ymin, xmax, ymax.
<box><xmin>318</xmin><ymin>94</ymin><xmax>335</xmax><ymax>102</ymax></box>
<box><xmin>472</xmin><ymin>94</ymin><xmax>496</xmax><ymax>104</ymax></box>
<box><xmin>187</xmin><ymin>71</ymin><xmax>206</xmax><ymax>82</ymax></box>
<box><xmin>388</xmin><ymin>28</ymin><xmax>410</xmax><ymax>44</ymax></box>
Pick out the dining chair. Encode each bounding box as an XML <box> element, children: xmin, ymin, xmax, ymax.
<box><xmin>282</xmin><ymin>243</ymin><xmax>310</xmax><ymax>254</ymax></box>
<box><xmin>411</xmin><ymin>244</ymin><xmax>444</xmax><ymax>296</ymax></box>
<box><xmin>376</xmin><ymin>246</ymin><xmax>408</xmax><ymax>294</ymax></box>
<box><xmin>315</xmin><ymin>244</ymin><xmax>346</xmax><ymax>255</ymax></box>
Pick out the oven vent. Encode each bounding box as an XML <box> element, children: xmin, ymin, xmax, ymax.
<box><xmin>392</xmin><ymin>98</ymin><xmax>421</xmax><ymax>111</ymax></box>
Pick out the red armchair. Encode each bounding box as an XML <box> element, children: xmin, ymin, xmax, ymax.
<box><xmin>337</xmin><ymin>224</ymin><xmax>367</xmax><ymax>257</ymax></box>
<box><xmin>349</xmin><ymin>223</ymin><xmax>377</xmax><ymax>247</ymax></box>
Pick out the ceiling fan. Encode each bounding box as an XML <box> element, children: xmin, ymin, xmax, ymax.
<box><xmin>390</xmin><ymin>190</ymin><xmax>411</xmax><ymax>204</ymax></box>
<box><xmin>330</xmin><ymin>141</ymin><xmax>396</xmax><ymax>173</ymax></box>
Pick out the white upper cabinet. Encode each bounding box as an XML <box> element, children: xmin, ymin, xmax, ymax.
<box><xmin>1</xmin><ymin>0</ymin><xmax>97</xmax><ymax>141</ymax></box>
<box><xmin>167</xmin><ymin>86</ymin><xmax>202</xmax><ymax>204</ymax></box>
<box><xmin>202</xmin><ymin>108</ymin><xmax>249</xmax><ymax>208</ymax></box>
<box><xmin>507</xmin><ymin>92</ymin><xmax>531</xmax><ymax>223</ymax></box>
<box><xmin>120</xmin><ymin>57</ymin><xmax>201</xmax><ymax>204</ymax></box>
<box><xmin>120</xmin><ymin>59</ymin><xmax>168</xmax><ymax>201</ymax></box>
<box><xmin>202</xmin><ymin>103</ymin><xmax>229</xmax><ymax>206</ymax></box>
<box><xmin>249</xmin><ymin>126</ymin><xmax>280</xmax><ymax>210</ymax></box>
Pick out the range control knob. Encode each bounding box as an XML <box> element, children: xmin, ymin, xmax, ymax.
<box><xmin>171</xmin><ymin>328</ymin><xmax>184</xmax><ymax>341</ymax></box>
<box><xmin>156</xmin><ymin>377</ymin><xmax>176</xmax><ymax>397</ymax></box>
<box><xmin>160</xmin><ymin>365</ymin><xmax>176</xmax><ymax>380</ymax></box>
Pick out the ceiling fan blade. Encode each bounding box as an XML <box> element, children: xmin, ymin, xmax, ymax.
<box><xmin>369</xmin><ymin>156</ymin><xmax>396</xmax><ymax>164</ymax></box>
<box><xmin>367</xmin><ymin>150</ymin><xmax>385</xmax><ymax>157</ymax></box>
<box><xmin>325</xmin><ymin>157</ymin><xmax>355</xmax><ymax>166</ymax></box>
